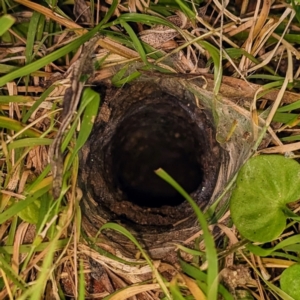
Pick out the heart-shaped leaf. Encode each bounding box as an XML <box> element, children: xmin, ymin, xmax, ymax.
<box><xmin>280</xmin><ymin>263</ymin><xmax>300</xmax><ymax>300</ymax></box>
<box><xmin>230</xmin><ymin>155</ymin><xmax>300</xmax><ymax>243</ymax></box>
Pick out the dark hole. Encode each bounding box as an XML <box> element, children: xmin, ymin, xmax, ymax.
<box><xmin>110</xmin><ymin>102</ymin><xmax>203</xmax><ymax>208</ymax></box>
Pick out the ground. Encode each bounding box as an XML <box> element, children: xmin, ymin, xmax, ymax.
<box><xmin>1</xmin><ymin>1</ymin><xmax>300</xmax><ymax>299</ymax></box>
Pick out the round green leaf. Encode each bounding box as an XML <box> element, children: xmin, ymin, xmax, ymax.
<box><xmin>280</xmin><ymin>264</ymin><xmax>300</xmax><ymax>300</ymax></box>
<box><xmin>230</xmin><ymin>155</ymin><xmax>300</xmax><ymax>243</ymax></box>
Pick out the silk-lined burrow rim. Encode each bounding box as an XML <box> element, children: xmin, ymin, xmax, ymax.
<box><xmin>79</xmin><ymin>79</ymin><xmax>223</xmax><ymax>258</ymax></box>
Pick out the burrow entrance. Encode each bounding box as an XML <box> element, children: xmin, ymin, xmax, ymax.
<box><xmin>80</xmin><ymin>79</ymin><xmax>222</xmax><ymax>254</ymax></box>
<box><xmin>110</xmin><ymin>101</ymin><xmax>203</xmax><ymax>208</ymax></box>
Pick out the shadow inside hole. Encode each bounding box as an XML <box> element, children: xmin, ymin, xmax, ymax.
<box><xmin>111</xmin><ymin>102</ymin><xmax>204</xmax><ymax>208</ymax></box>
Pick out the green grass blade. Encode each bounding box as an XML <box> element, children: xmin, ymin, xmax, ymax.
<box><xmin>112</xmin><ymin>69</ymin><xmax>141</xmax><ymax>87</ymax></box>
<box><xmin>169</xmin><ymin>278</ymin><xmax>185</xmax><ymax>300</ymax></box>
<box><xmin>0</xmin><ymin>239</ymin><xmax>69</xmax><ymax>254</ymax></box>
<box><xmin>120</xmin><ymin>20</ymin><xmax>147</xmax><ymax>65</ymax></box>
<box><xmin>0</xmin><ymin>96</ymin><xmax>35</xmax><ymax>103</ymax></box>
<box><xmin>0</xmin><ymin>177</ymin><xmax>52</xmax><ymax>225</ymax></box>
<box><xmin>100</xmin><ymin>222</ymin><xmax>172</xmax><ymax>299</ymax></box>
<box><xmin>0</xmin><ymin>254</ymin><xmax>27</xmax><ymax>290</ymax></box>
<box><xmin>78</xmin><ymin>259</ymin><xmax>85</xmax><ymax>300</ymax></box>
<box><xmin>174</xmin><ymin>0</ymin><xmax>196</xmax><ymax>21</ymax></box>
<box><xmin>83</xmin><ymin>233</ymin><xmax>145</xmax><ymax>266</ymax></box>
<box><xmin>247</xmin><ymin>234</ymin><xmax>300</xmax><ymax>257</ymax></box>
<box><xmin>22</xmin><ymin>85</ymin><xmax>56</xmax><ymax>123</ymax></box>
<box><xmin>179</xmin><ymin>258</ymin><xmax>234</xmax><ymax>300</ymax></box>
<box><xmin>225</xmin><ymin>48</ymin><xmax>276</xmax><ymax>75</ymax></box>
<box><xmin>198</xmin><ymin>41</ymin><xmax>221</xmax><ymax>96</ymax></box>
<box><xmin>36</xmin><ymin>13</ymin><xmax>45</xmax><ymax>41</ymax></box>
<box><xmin>277</xmin><ymin>100</ymin><xmax>300</xmax><ymax>112</ymax></box>
<box><xmin>175</xmin><ymin>244</ymin><xmax>205</xmax><ymax>257</ymax></box>
<box><xmin>98</xmin><ymin>0</ymin><xmax>119</xmax><ymax>26</ymax></box>
<box><xmin>66</xmin><ymin>88</ymin><xmax>100</xmax><ymax>168</ymax></box>
<box><xmin>25</xmin><ymin>165</ymin><xmax>51</xmax><ymax>193</ymax></box>
<box><xmin>0</xmin><ymin>27</ymin><xmax>101</xmax><ymax>87</ymax></box>
<box><xmin>107</xmin><ymin>13</ymin><xmax>177</xmax><ymax>28</ymax></box>
<box><xmin>281</xmin><ymin>135</ymin><xmax>300</xmax><ymax>142</ymax></box>
<box><xmin>0</xmin><ymin>14</ymin><xmax>15</xmax><ymax>36</ymax></box>
<box><xmin>61</xmin><ymin>87</ymin><xmax>99</xmax><ymax>155</ymax></box>
<box><xmin>76</xmin><ymin>89</ymin><xmax>100</xmax><ymax>141</ymax></box>
<box><xmin>111</xmin><ymin>64</ymin><xmax>129</xmax><ymax>84</ymax></box>
<box><xmin>155</xmin><ymin>168</ymin><xmax>218</xmax><ymax>300</ymax></box>
<box><xmin>26</xmin><ymin>12</ymin><xmax>40</xmax><ymax>64</ymax></box>
<box><xmin>291</xmin><ymin>0</ymin><xmax>300</xmax><ymax>24</ymax></box>
<box><xmin>26</xmin><ymin>239</ymin><xmax>60</xmax><ymax>300</ymax></box>
<box><xmin>0</xmin><ymin>116</ymin><xmax>42</xmax><ymax>137</ymax></box>
<box><xmin>247</xmin><ymin>74</ymin><xmax>284</xmax><ymax>81</ymax></box>
<box><xmin>8</xmin><ymin>138</ymin><xmax>52</xmax><ymax>150</ymax></box>
<box><xmin>273</xmin><ymin>112</ymin><xmax>298</xmax><ymax>124</ymax></box>
<box><xmin>270</xmin><ymin>252</ymin><xmax>300</xmax><ymax>262</ymax></box>
<box><xmin>0</xmin><ymin>63</ymin><xmax>18</xmax><ymax>73</ymax></box>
